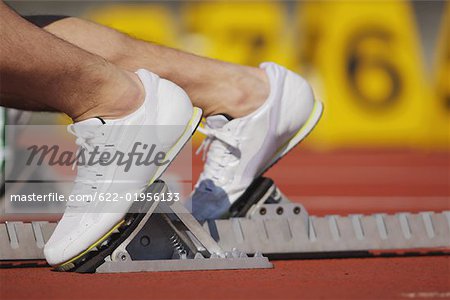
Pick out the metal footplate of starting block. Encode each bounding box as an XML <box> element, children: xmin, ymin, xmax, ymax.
<box><xmin>93</xmin><ymin>181</ymin><xmax>271</xmax><ymax>273</ymax></box>
<box><xmin>1</xmin><ymin>177</ymin><xmax>449</xmax><ymax>272</ymax></box>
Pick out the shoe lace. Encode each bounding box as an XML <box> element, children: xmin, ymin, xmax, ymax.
<box><xmin>66</xmin><ymin>124</ymin><xmax>108</xmax><ymax>207</ymax></box>
<box><xmin>195</xmin><ymin>125</ymin><xmax>240</xmax><ymax>186</ymax></box>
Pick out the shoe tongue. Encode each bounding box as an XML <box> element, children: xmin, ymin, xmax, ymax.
<box><xmin>206</xmin><ymin>115</ymin><xmax>229</xmax><ymax>129</ymax></box>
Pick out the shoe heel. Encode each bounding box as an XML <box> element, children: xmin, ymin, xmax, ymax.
<box><xmin>260</xmin><ymin>100</ymin><xmax>324</xmax><ymax>174</ymax></box>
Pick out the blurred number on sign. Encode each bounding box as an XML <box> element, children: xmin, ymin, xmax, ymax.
<box><xmin>299</xmin><ymin>1</ymin><xmax>433</xmax><ymax>148</ymax></box>
<box><xmin>347</xmin><ymin>30</ymin><xmax>403</xmax><ymax>110</ymax></box>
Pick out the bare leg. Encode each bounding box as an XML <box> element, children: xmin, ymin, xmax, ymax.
<box><xmin>43</xmin><ymin>17</ymin><xmax>269</xmax><ymax>118</ymax></box>
<box><xmin>0</xmin><ymin>3</ymin><xmax>144</xmax><ymax>122</ymax></box>
<box><xmin>0</xmin><ymin>94</ymin><xmax>53</xmax><ymax>111</ymax></box>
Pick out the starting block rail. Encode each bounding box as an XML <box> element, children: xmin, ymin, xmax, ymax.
<box><xmin>0</xmin><ymin>178</ymin><xmax>449</xmax><ymax>273</ymax></box>
<box><xmin>0</xmin><ymin>221</ymin><xmax>56</xmax><ymax>261</ymax></box>
<box><xmin>207</xmin><ymin>211</ymin><xmax>450</xmax><ymax>256</ymax></box>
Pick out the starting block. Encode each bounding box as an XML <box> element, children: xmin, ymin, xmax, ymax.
<box><xmin>1</xmin><ymin>178</ymin><xmax>449</xmax><ymax>273</ymax></box>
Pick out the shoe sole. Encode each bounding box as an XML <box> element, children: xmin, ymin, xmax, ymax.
<box><xmin>55</xmin><ymin>107</ymin><xmax>203</xmax><ymax>271</ymax></box>
<box><xmin>259</xmin><ymin>100</ymin><xmax>324</xmax><ymax>176</ymax></box>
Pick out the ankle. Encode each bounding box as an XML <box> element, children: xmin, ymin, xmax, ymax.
<box><xmin>223</xmin><ymin>66</ymin><xmax>269</xmax><ymax>118</ymax></box>
<box><xmin>72</xmin><ymin>69</ymin><xmax>145</xmax><ymax>122</ymax></box>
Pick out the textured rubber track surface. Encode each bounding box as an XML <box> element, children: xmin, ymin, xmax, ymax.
<box><xmin>1</xmin><ymin>149</ymin><xmax>449</xmax><ymax>299</ymax></box>
<box><xmin>1</xmin><ymin>257</ymin><xmax>449</xmax><ymax>300</ymax></box>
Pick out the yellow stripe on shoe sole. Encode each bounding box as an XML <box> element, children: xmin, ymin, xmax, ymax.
<box><xmin>57</xmin><ymin>219</ymin><xmax>125</xmax><ymax>270</ymax></box>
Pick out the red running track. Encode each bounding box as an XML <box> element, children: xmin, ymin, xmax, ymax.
<box><xmin>1</xmin><ymin>257</ymin><xmax>449</xmax><ymax>300</ymax></box>
<box><xmin>1</xmin><ymin>149</ymin><xmax>449</xmax><ymax>299</ymax></box>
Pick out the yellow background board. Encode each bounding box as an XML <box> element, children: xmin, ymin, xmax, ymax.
<box><xmin>429</xmin><ymin>3</ymin><xmax>449</xmax><ymax>147</ymax></box>
<box><xmin>182</xmin><ymin>2</ymin><xmax>295</xmax><ymax>68</ymax></box>
<box><xmin>300</xmin><ymin>1</ymin><xmax>434</xmax><ymax>148</ymax></box>
<box><xmin>87</xmin><ymin>4</ymin><xmax>179</xmax><ymax>48</ymax></box>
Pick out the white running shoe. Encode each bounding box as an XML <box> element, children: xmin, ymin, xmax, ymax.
<box><xmin>44</xmin><ymin>69</ymin><xmax>202</xmax><ymax>266</ymax></box>
<box><xmin>189</xmin><ymin>62</ymin><xmax>323</xmax><ymax>221</ymax></box>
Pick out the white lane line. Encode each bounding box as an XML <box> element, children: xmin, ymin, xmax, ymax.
<box><xmin>401</xmin><ymin>292</ymin><xmax>450</xmax><ymax>298</ymax></box>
